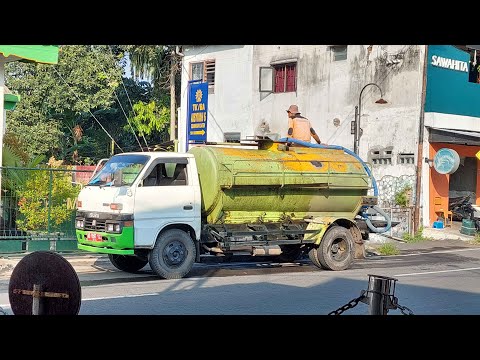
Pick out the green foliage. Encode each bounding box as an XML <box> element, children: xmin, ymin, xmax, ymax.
<box><xmin>402</xmin><ymin>226</ymin><xmax>430</xmax><ymax>243</ymax></box>
<box><xmin>2</xmin><ymin>134</ymin><xmax>46</xmax><ymax>193</ymax></box>
<box><xmin>5</xmin><ymin>45</ymin><xmax>123</xmax><ymax>162</ymax></box>
<box><xmin>470</xmin><ymin>232</ymin><xmax>480</xmax><ymax>245</ymax></box>
<box><xmin>123</xmin><ymin>45</ymin><xmax>175</xmax><ymax>93</ymax></box>
<box><xmin>15</xmin><ymin>164</ymin><xmax>80</xmax><ymax>232</ymax></box>
<box><xmin>377</xmin><ymin>242</ymin><xmax>400</xmax><ymax>256</ymax></box>
<box><xmin>394</xmin><ymin>185</ymin><xmax>412</xmax><ymax>207</ymax></box>
<box><xmin>129</xmin><ymin>100</ymin><xmax>170</xmax><ymax>137</ymax></box>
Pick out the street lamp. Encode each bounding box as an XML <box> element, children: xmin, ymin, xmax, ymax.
<box><xmin>353</xmin><ymin>83</ymin><xmax>388</xmax><ymax>155</ymax></box>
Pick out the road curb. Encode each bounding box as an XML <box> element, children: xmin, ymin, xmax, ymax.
<box><xmin>0</xmin><ymin>253</ymin><xmax>110</xmax><ymax>280</ymax></box>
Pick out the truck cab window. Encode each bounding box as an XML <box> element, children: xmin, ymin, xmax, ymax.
<box><xmin>144</xmin><ymin>162</ymin><xmax>187</xmax><ymax>186</ymax></box>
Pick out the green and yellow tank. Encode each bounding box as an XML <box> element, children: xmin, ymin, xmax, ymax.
<box><xmin>188</xmin><ymin>142</ymin><xmax>371</xmax><ymax>224</ymax></box>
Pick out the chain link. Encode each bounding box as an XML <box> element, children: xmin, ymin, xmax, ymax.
<box><xmin>328</xmin><ymin>294</ymin><xmax>366</xmax><ymax>315</ymax></box>
<box><xmin>390</xmin><ymin>296</ymin><xmax>414</xmax><ymax>315</ymax></box>
<box><xmin>396</xmin><ymin>303</ymin><xmax>414</xmax><ymax>315</ymax></box>
<box><xmin>0</xmin><ymin>307</ymin><xmax>6</xmax><ymax>316</ymax></box>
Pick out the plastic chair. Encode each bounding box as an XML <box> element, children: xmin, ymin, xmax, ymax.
<box><xmin>434</xmin><ymin>196</ymin><xmax>453</xmax><ymax>227</ymax></box>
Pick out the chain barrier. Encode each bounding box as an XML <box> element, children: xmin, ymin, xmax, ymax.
<box><xmin>392</xmin><ymin>297</ymin><xmax>414</xmax><ymax>315</ymax></box>
<box><xmin>327</xmin><ymin>274</ymin><xmax>414</xmax><ymax>315</ymax></box>
<box><xmin>328</xmin><ymin>293</ymin><xmax>366</xmax><ymax>315</ymax></box>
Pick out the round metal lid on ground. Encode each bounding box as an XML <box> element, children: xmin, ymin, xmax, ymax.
<box><xmin>8</xmin><ymin>251</ymin><xmax>81</xmax><ymax>315</ymax></box>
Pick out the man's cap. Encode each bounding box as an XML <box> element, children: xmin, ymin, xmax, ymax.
<box><xmin>286</xmin><ymin>104</ymin><xmax>300</xmax><ymax>114</ymax></box>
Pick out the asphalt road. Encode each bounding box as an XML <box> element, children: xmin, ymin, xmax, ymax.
<box><xmin>1</xmin><ymin>246</ymin><xmax>480</xmax><ymax>315</ymax></box>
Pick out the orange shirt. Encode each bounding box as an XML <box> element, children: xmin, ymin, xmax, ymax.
<box><xmin>288</xmin><ymin>116</ymin><xmax>313</xmax><ymax>142</ymax></box>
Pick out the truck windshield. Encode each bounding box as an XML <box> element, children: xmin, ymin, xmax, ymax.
<box><xmin>87</xmin><ymin>154</ymin><xmax>150</xmax><ymax>187</ymax></box>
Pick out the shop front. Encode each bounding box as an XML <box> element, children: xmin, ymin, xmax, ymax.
<box><xmin>424</xmin><ymin>45</ymin><xmax>480</xmax><ymax>226</ymax></box>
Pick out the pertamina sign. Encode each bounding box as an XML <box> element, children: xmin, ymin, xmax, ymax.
<box><xmin>431</xmin><ymin>55</ymin><xmax>469</xmax><ymax>73</ymax></box>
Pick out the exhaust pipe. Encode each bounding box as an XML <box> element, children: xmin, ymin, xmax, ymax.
<box><xmin>202</xmin><ymin>244</ymin><xmax>224</xmax><ymax>254</ymax></box>
<box><xmin>252</xmin><ymin>245</ymin><xmax>282</xmax><ymax>256</ymax></box>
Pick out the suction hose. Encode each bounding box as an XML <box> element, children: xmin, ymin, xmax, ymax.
<box><xmin>277</xmin><ymin>137</ymin><xmax>390</xmax><ymax>232</ymax></box>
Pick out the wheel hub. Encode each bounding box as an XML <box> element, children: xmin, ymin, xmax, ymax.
<box><xmin>330</xmin><ymin>238</ymin><xmax>347</xmax><ymax>260</ymax></box>
<box><xmin>163</xmin><ymin>241</ymin><xmax>186</xmax><ymax>267</ymax></box>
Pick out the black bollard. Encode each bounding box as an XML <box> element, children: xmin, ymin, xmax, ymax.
<box><xmin>366</xmin><ymin>274</ymin><xmax>398</xmax><ymax>315</ymax></box>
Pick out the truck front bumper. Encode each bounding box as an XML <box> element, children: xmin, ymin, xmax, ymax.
<box><xmin>76</xmin><ymin>226</ymin><xmax>135</xmax><ymax>255</ymax></box>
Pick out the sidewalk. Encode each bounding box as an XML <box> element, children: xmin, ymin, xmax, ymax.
<box><xmin>366</xmin><ymin>220</ymin><xmax>479</xmax><ymax>254</ymax></box>
<box><xmin>0</xmin><ymin>253</ymin><xmax>110</xmax><ymax>281</ymax></box>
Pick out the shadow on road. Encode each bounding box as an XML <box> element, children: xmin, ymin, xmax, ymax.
<box><xmin>79</xmin><ymin>274</ymin><xmax>480</xmax><ymax>315</ymax></box>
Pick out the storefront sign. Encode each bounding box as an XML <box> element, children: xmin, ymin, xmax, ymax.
<box><xmin>186</xmin><ymin>81</ymin><xmax>208</xmax><ymax>144</ymax></box>
<box><xmin>433</xmin><ymin>148</ymin><xmax>460</xmax><ymax>174</ymax></box>
<box><xmin>431</xmin><ymin>55</ymin><xmax>468</xmax><ymax>73</ymax></box>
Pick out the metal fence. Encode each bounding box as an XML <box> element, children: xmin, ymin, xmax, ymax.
<box><xmin>0</xmin><ymin>166</ymin><xmax>95</xmax><ymax>254</ymax></box>
<box><xmin>382</xmin><ymin>206</ymin><xmax>414</xmax><ymax>238</ymax></box>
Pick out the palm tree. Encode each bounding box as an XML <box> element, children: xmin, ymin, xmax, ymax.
<box><xmin>124</xmin><ymin>45</ymin><xmax>180</xmax><ymax>145</ymax></box>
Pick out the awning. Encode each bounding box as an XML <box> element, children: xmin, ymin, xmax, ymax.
<box><xmin>428</xmin><ymin>127</ymin><xmax>480</xmax><ymax>146</ymax></box>
<box><xmin>0</xmin><ymin>45</ymin><xmax>59</xmax><ymax>64</ymax></box>
<box><xmin>0</xmin><ymin>46</ymin><xmax>58</xmax><ymax>111</ymax></box>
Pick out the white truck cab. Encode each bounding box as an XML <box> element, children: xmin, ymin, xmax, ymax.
<box><xmin>76</xmin><ymin>152</ymin><xmax>201</xmax><ymax>278</ymax></box>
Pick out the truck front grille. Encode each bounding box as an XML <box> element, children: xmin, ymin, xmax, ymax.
<box><xmin>84</xmin><ymin>219</ymin><xmax>107</xmax><ymax>232</ymax></box>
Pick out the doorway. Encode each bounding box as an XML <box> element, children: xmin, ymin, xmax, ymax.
<box><xmin>449</xmin><ymin>156</ymin><xmax>477</xmax><ymax>202</ymax></box>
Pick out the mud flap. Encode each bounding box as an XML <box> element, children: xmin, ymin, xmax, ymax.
<box><xmin>350</xmin><ymin>227</ymin><xmax>365</xmax><ymax>259</ymax></box>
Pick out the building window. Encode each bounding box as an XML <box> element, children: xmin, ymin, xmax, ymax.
<box><xmin>369</xmin><ymin>147</ymin><xmax>393</xmax><ymax>165</ymax></box>
<box><xmin>224</xmin><ymin>132</ymin><xmax>241</xmax><ymax>143</ymax></box>
<box><xmin>190</xmin><ymin>60</ymin><xmax>216</xmax><ymax>93</ymax></box>
<box><xmin>398</xmin><ymin>153</ymin><xmax>415</xmax><ymax>165</ymax></box>
<box><xmin>331</xmin><ymin>45</ymin><xmax>348</xmax><ymax>61</ymax></box>
<box><xmin>273</xmin><ymin>62</ymin><xmax>297</xmax><ymax>93</ymax></box>
<box><xmin>191</xmin><ymin>62</ymin><xmax>204</xmax><ymax>81</ymax></box>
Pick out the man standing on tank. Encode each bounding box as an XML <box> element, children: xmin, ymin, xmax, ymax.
<box><xmin>286</xmin><ymin>105</ymin><xmax>321</xmax><ymax>145</ymax></box>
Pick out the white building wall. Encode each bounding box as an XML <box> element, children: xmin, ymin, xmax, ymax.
<box><xmin>178</xmin><ymin>45</ymin><xmax>253</xmax><ymax>152</ymax></box>
<box><xmin>178</xmin><ymin>45</ymin><xmax>427</xmax><ymax>208</ymax></box>
<box><xmin>250</xmin><ymin>45</ymin><xmax>426</xmax><ymax>180</ymax></box>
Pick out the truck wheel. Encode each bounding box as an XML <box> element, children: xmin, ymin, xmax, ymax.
<box><xmin>316</xmin><ymin>226</ymin><xmax>354</xmax><ymax>271</ymax></box>
<box><xmin>108</xmin><ymin>254</ymin><xmax>148</xmax><ymax>273</ymax></box>
<box><xmin>308</xmin><ymin>246</ymin><xmax>326</xmax><ymax>269</ymax></box>
<box><xmin>149</xmin><ymin>229</ymin><xmax>196</xmax><ymax>279</ymax></box>
<box><xmin>277</xmin><ymin>245</ymin><xmax>303</xmax><ymax>262</ymax></box>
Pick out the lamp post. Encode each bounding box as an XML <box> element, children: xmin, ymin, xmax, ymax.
<box><xmin>354</xmin><ymin>83</ymin><xmax>388</xmax><ymax>155</ymax></box>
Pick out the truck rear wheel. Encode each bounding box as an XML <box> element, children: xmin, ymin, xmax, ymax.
<box><xmin>108</xmin><ymin>254</ymin><xmax>148</xmax><ymax>273</ymax></box>
<box><xmin>149</xmin><ymin>229</ymin><xmax>196</xmax><ymax>279</ymax></box>
<box><xmin>316</xmin><ymin>226</ymin><xmax>354</xmax><ymax>271</ymax></box>
<box><xmin>308</xmin><ymin>247</ymin><xmax>326</xmax><ymax>269</ymax></box>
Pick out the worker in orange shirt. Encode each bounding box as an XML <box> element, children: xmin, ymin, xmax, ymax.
<box><xmin>286</xmin><ymin>105</ymin><xmax>321</xmax><ymax>145</ymax></box>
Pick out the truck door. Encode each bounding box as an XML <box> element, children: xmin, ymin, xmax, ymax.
<box><xmin>133</xmin><ymin>157</ymin><xmax>198</xmax><ymax>247</ymax></box>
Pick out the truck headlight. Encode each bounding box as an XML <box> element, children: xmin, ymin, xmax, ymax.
<box><xmin>106</xmin><ymin>222</ymin><xmax>122</xmax><ymax>233</ymax></box>
<box><xmin>76</xmin><ymin>219</ymin><xmax>84</xmax><ymax>229</ymax></box>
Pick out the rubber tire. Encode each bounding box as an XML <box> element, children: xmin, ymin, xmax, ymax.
<box><xmin>108</xmin><ymin>254</ymin><xmax>148</xmax><ymax>273</ymax></box>
<box><xmin>308</xmin><ymin>246</ymin><xmax>325</xmax><ymax>269</ymax></box>
<box><xmin>277</xmin><ymin>245</ymin><xmax>303</xmax><ymax>262</ymax></box>
<box><xmin>149</xmin><ymin>229</ymin><xmax>196</xmax><ymax>279</ymax></box>
<box><xmin>317</xmin><ymin>226</ymin><xmax>354</xmax><ymax>271</ymax></box>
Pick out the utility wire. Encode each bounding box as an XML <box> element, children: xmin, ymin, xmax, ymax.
<box><xmin>92</xmin><ymin>46</ymin><xmax>145</xmax><ymax>152</ymax></box>
<box><xmin>52</xmin><ymin>66</ymin><xmax>124</xmax><ymax>153</ymax></box>
<box><xmin>108</xmin><ymin>45</ymin><xmax>149</xmax><ymax>148</ymax></box>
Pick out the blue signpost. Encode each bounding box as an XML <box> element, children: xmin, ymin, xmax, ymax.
<box><xmin>186</xmin><ymin>80</ymin><xmax>208</xmax><ymax>150</ymax></box>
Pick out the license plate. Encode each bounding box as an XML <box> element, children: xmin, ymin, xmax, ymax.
<box><xmin>87</xmin><ymin>232</ymin><xmax>103</xmax><ymax>242</ymax></box>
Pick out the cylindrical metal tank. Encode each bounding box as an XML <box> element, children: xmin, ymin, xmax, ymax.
<box><xmin>188</xmin><ymin>143</ymin><xmax>371</xmax><ymax>224</ymax></box>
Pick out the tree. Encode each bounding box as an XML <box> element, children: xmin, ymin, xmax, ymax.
<box><xmin>122</xmin><ymin>45</ymin><xmax>180</xmax><ymax>144</ymax></box>
<box><xmin>16</xmin><ymin>159</ymin><xmax>80</xmax><ymax>232</ymax></box>
<box><xmin>5</xmin><ymin>45</ymin><xmax>123</xmax><ymax>163</ymax></box>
